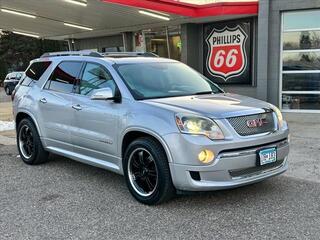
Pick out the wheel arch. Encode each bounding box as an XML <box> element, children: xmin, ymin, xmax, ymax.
<box><xmin>121</xmin><ymin>128</ymin><xmax>173</xmax><ymax>163</ymax></box>
<box><xmin>15</xmin><ymin>111</ymin><xmax>42</xmax><ymax>136</ymax></box>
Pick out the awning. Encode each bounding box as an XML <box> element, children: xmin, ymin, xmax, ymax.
<box><xmin>102</xmin><ymin>0</ymin><xmax>259</xmax><ymax>18</ymax></box>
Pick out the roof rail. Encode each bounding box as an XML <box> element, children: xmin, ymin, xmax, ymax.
<box><xmin>40</xmin><ymin>50</ymin><xmax>103</xmax><ymax>58</ymax></box>
<box><xmin>40</xmin><ymin>51</ymin><xmax>159</xmax><ymax>59</ymax></box>
<box><xmin>101</xmin><ymin>52</ymin><xmax>159</xmax><ymax>58</ymax></box>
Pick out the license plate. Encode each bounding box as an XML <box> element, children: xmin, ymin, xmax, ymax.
<box><xmin>258</xmin><ymin>147</ymin><xmax>277</xmax><ymax>166</ymax></box>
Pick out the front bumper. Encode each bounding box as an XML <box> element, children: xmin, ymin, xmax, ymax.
<box><xmin>164</xmin><ymin>132</ymin><xmax>289</xmax><ymax>191</ymax></box>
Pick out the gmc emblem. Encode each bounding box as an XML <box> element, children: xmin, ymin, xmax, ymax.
<box><xmin>246</xmin><ymin>118</ymin><xmax>268</xmax><ymax>128</ymax></box>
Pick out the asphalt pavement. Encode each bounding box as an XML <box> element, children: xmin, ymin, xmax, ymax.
<box><xmin>0</xmin><ymin>143</ymin><xmax>320</xmax><ymax>239</ymax></box>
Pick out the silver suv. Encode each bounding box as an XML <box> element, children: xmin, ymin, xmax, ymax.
<box><xmin>13</xmin><ymin>51</ymin><xmax>289</xmax><ymax>205</ymax></box>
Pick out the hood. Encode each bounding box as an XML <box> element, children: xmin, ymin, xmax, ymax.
<box><xmin>143</xmin><ymin>93</ymin><xmax>274</xmax><ymax>119</ymax></box>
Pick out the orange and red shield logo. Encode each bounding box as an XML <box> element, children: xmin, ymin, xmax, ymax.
<box><xmin>205</xmin><ymin>26</ymin><xmax>248</xmax><ymax>81</ymax></box>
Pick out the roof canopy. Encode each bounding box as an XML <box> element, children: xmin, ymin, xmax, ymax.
<box><xmin>102</xmin><ymin>0</ymin><xmax>258</xmax><ymax>17</ymax></box>
<box><xmin>0</xmin><ymin>0</ymin><xmax>258</xmax><ymax>40</ymax></box>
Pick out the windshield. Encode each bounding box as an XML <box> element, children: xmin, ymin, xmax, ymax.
<box><xmin>115</xmin><ymin>62</ymin><xmax>222</xmax><ymax>100</ymax></box>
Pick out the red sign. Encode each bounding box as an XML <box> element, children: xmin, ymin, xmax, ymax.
<box><xmin>205</xmin><ymin>26</ymin><xmax>248</xmax><ymax>81</ymax></box>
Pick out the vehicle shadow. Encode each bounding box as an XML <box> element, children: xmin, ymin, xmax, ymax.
<box><xmin>45</xmin><ymin>152</ymin><xmax>290</xmax><ymax>209</ymax></box>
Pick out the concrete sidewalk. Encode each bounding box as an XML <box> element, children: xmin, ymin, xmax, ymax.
<box><xmin>0</xmin><ymin>101</ymin><xmax>13</xmax><ymax>121</ymax></box>
<box><xmin>0</xmin><ymin>88</ymin><xmax>15</xmax><ymax>145</ymax></box>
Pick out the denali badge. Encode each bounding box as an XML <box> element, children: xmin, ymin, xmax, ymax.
<box><xmin>246</xmin><ymin>118</ymin><xmax>268</xmax><ymax>128</ymax></box>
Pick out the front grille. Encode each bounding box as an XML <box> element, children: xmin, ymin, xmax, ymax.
<box><xmin>227</xmin><ymin>111</ymin><xmax>276</xmax><ymax>136</ymax></box>
<box><xmin>229</xmin><ymin>159</ymin><xmax>284</xmax><ymax>178</ymax></box>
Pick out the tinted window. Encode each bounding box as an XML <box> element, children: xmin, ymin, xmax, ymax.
<box><xmin>47</xmin><ymin>61</ymin><xmax>82</xmax><ymax>93</ymax></box>
<box><xmin>283</xmin><ymin>73</ymin><xmax>320</xmax><ymax>91</ymax></box>
<box><xmin>25</xmin><ymin>61</ymin><xmax>51</xmax><ymax>81</ymax></box>
<box><xmin>79</xmin><ymin>63</ymin><xmax>116</xmax><ymax>96</ymax></box>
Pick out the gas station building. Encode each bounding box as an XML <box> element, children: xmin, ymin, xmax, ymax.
<box><xmin>1</xmin><ymin>0</ymin><xmax>320</xmax><ymax>113</ymax></box>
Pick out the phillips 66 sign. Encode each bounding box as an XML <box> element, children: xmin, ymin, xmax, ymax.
<box><xmin>204</xmin><ymin>20</ymin><xmax>252</xmax><ymax>84</ymax></box>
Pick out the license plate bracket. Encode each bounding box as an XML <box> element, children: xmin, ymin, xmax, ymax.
<box><xmin>257</xmin><ymin>147</ymin><xmax>277</xmax><ymax>166</ymax></box>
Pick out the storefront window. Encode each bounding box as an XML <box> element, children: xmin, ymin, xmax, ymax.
<box><xmin>101</xmin><ymin>46</ymin><xmax>124</xmax><ymax>52</ymax></box>
<box><xmin>134</xmin><ymin>26</ymin><xmax>181</xmax><ymax>61</ymax></box>
<box><xmin>281</xmin><ymin>10</ymin><xmax>320</xmax><ymax>111</ymax></box>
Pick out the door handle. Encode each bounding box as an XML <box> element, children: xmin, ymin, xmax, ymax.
<box><xmin>72</xmin><ymin>104</ymin><xmax>82</xmax><ymax>111</ymax></box>
<box><xmin>40</xmin><ymin>98</ymin><xmax>47</xmax><ymax>104</ymax></box>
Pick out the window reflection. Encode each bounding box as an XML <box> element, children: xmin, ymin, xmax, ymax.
<box><xmin>135</xmin><ymin>26</ymin><xmax>181</xmax><ymax>61</ymax></box>
<box><xmin>282</xmin><ymin>94</ymin><xmax>320</xmax><ymax>110</ymax></box>
<box><xmin>283</xmin><ymin>51</ymin><xmax>320</xmax><ymax>71</ymax></box>
<box><xmin>283</xmin><ymin>31</ymin><xmax>320</xmax><ymax>50</ymax></box>
<box><xmin>80</xmin><ymin>63</ymin><xmax>116</xmax><ymax>96</ymax></box>
<box><xmin>48</xmin><ymin>62</ymin><xmax>82</xmax><ymax>93</ymax></box>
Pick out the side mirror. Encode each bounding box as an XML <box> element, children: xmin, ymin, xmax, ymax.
<box><xmin>90</xmin><ymin>87</ymin><xmax>115</xmax><ymax>101</ymax></box>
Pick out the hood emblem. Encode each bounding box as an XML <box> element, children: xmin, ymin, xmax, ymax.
<box><xmin>246</xmin><ymin>118</ymin><xmax>268</xmax><ymax>128</ymax></box>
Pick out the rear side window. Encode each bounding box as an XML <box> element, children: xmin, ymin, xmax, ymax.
<box><xmin>22</xmin><ymin>61</ymin><xmax>51</xmax><ymax>86</ymax></box>
<box><xmin>45</xmin><ymin>61</ymin><xmax>82</xmax><ymax>94</ymax></box>
<box><xmin>26</xmin><ymin>61</ymin><xmax>51</xmax><ymax>81</ymax></box>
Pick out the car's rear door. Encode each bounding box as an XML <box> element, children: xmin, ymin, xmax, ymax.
<box><xmin>71</xmin><ymin>62</ymin><xmax>120</xmax><ymax>165</ymax></box>
<box><xmin>38</xmin><ymin>61</ymin><xmax>83</xmax><ymax>152</ymax></box>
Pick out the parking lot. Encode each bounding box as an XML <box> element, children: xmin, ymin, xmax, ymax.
<box><xmin>0</xmin><ymin>88</ymin><xmax>320</xmax><ymax>239</ymax></box>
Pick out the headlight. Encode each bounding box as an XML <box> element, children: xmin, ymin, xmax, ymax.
<box><xmin>273</xmin><ymin>106</ymin><xmax>284</xmax><ymax>129</ymax></box>
<box><xmin>175</xmin><ymin>114</ymin><xmax>224</xmax><ymax>140</ymax></box>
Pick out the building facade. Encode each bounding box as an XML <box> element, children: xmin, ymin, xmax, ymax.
<box><xmin>72</xmin><ymin>0</ymin><xmax>320</xmax><ymax>113</ymax></box>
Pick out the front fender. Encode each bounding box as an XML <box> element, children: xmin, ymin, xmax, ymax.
<box><xmin>120</xmin><ymin>126</ymin><xmax>174</xmax><ymax>163</ymax></box>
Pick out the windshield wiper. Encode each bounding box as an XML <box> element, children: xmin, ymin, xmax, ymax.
<box><xmin>193</xmin><ymin>91</ymin><xmax>213</xmax><ymax>95</ymax></box>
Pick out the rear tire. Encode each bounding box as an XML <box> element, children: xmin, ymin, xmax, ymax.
<box><xmin>123</xmin><ymin>137</ymin><xmax>175</xmax><ymax>205</ymax></box>
<box><xmin>17</xmin><ymin>118</ymin><xmax>49</xmax><ymax>165</ymax></box>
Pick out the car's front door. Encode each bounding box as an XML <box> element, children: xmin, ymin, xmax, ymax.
<box><xmin>38</xmin><ymin>61</ymin><xmax>83</xmax><ymax>152</ymax></box>
<box><xmin>71</xmin><ymin>62</ymin><xmax>120</xmax><ymax>165</ymax></box>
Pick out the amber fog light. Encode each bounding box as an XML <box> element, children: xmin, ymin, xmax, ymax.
<box><xmin>198</xmin><ymin>149</ymin><xmax>214</xmax><ymax>164</ymax></box>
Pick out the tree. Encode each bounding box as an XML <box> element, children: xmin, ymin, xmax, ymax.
<box><xmin>0</xmin><ymin>31</ymin><xmax>67</xmax><ymax>82</ymax></box>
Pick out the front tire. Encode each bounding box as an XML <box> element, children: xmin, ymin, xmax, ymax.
<box><xmin>17</xmin><ymin>118</ymin><xmax>49</xmax><ymax>165</ymax></box>
<box><xmin>123</xmin><ymin>137</ymin><xmax>175</xmax><ymax>205</ymax></box>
